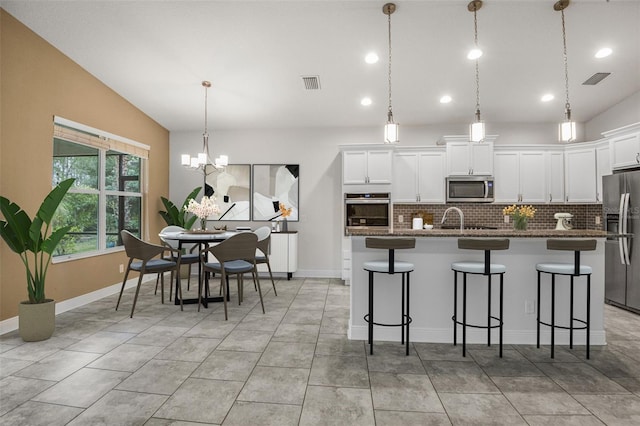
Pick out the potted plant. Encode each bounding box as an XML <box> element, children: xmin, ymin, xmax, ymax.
<box><xmin>0</xmin><ymin>178</ymin><xmax>75</xmax><ymax>341</ymax></box>
<box><xmin>159</xmin><ymin>186</ymin><xmax>202</xmax><ymax>229</ymax></box>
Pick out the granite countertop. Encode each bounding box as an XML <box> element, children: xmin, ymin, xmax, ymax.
<box><xmin>346</xmin><ymin>228</ymin><xmax>613</xmax><ymax>238</ymax></box>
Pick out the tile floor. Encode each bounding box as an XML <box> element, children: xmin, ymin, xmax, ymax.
<box><xmin>2</xmin><ymin>276</ymin><xmax>640</xmax><ymax>425</ymax></box>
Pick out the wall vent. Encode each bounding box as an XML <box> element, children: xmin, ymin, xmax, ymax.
<box><xmin>301</xmin><ymin>75</ymin><xmax>321</xmax><ymax>90</ymax></box>
<box><xmin>582</xmin><ymin>72</ymin><xmax>611</xmax><ymax>85</ymax></box>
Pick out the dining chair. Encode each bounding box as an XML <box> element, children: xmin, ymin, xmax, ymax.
<box><xmin>158</xmin><ymin>225</ymin><xmax>199</xmax><ymax>299</ymax></box>
<box><xmin>254</xmin><ymin>226</ymin><xmax>278</xmax><ymax>296</ymax></box>
<box><xmin>199</xmin><ymin>232</ymin><xmax>265</xmax><ymax>320</ymax></box>
<box><xmin>116</xmin><ymin>230</ymin><xmax>183</xmax><ymax>318</ymax></box>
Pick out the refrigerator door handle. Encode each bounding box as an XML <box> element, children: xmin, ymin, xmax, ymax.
<box><xmin>623</xmin><ymin>192</ymin><xmax>631</xmax><ymax>265</ymax></box>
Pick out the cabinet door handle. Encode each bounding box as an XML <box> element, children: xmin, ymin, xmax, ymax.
<box><xmin>636</xmin><ymin>153</ymin><xmax>639</xmax><ymax>164</ymax></box>
<box><xmin>549</xmin><ymin>193</ymin><xmax>552</xmax><ymax>202</ymax></box>
<box><xmin>566</xmin><ymin>195</ymin><xmax>569</xmax><ymax>202</ymax></box>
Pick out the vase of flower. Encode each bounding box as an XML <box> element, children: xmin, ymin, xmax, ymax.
<box><xmin>184</xmin><ymin>196</ymin><xmax>221</xmax><ymax>232</ymax></box>
<box><xmin>278</xmin><ymin>202</ymin><xmax>292</xmax><ymax>232</ymax></box>
<box><xmin>513</xmin><ymin>215</ymin><xmax>528</xmax><ymax>231</ymax></box>
<box><xmin>503</xmin><ymin>204</ymin><xmax>536</xmax><ymax>231</ymax></box>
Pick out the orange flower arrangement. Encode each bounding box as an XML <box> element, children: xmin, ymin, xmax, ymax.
<box><xmin>279</xmin><ymin>203</ymin><xmax>292</xmax><ymax>218</ymax></box>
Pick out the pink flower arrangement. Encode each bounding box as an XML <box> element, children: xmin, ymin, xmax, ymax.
<box><xmin>184</xmin><ymin>196</ymin><xmax>220</xmax><ymax>219</ymax></box>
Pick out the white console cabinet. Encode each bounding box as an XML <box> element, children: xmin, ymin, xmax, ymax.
<box><xmin>258</xmin><ymin>231</ymin><xmax>298</xmax><ymax>280</ymax></box>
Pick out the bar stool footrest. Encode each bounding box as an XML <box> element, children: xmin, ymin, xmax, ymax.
<box><xmin>452</xmin><ymin>315</ymin><xmax>502</xmax><ymax>330</ymax></box>
<box><xmin>538</xmin><ymin>318</ymin><xmax>587</xmax><ymax>331</ymax></box>
<box><xmin>364</xmin><ymin>313</ymin><xmax>412</xmax><ymax>328</ymax></box>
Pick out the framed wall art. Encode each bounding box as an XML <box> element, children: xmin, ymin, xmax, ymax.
<box><xmin>252</xmin><ymin>164</ymin><xmax>299</xmax><ymax>221</ymax></box>
<box><xmin>205</xmin><ymin>164</ymin><xmax>251</xmax><ymax>221</ymax></box>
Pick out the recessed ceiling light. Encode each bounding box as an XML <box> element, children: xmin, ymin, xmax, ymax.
<box><xmin>440</xmin><ymin>95</ymin><xmax>452</xmax><ymax>104</ymax></box>
<box><xmin>467</xmin><ymin>48</ymin><xmax>483</xmax><ymax>60</ymax></box>
<box><xmin>360</xmin><ymin>97</ymin><xmax>372</xmax><ymax>106</ymax></box>
<box><xmin>595</xmin><ymin>47</ymin><xmax>612</xmax><ymax>59</ymax></box>
<box><xmin>365</xmin><ymin>52</ymin><xmax>379</xmax><ymax>64</ymax></box>
<box><xmin>541</xmin><ymin>94</ymin><xmax>554</xmax><ymax>102</ymax></box>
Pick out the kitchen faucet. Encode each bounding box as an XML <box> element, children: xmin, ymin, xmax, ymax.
<box><xmin>441</xmin><ymin>207</ymin><xmax>464</xmax><ymax>231</ymax></box>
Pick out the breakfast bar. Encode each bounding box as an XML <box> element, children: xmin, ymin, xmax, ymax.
<box><xmin>347</xmin><ymin>228</ymin><xmax>608</xmax><ymax>347</ymax></box>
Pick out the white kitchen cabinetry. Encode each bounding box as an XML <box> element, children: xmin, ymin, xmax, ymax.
<box><xmin>604</xmin><ymin>123</ymin><xmax>640</xmax><ymax>170</ymax></box>
<box><xmin>493</xmin><ymin>151</ymin><xmax>546</xmax><ymax>203</ymax></box>
<box><xmin>565</xmin><ymin>147</ymin><xmax>597</xmax><ymax>203</ymax></box>
<box><xmin>343</xmin><ymin>149</ymin><xmax>392</xmax><ymax>184</ymax></box>
<box><xmin>258</xmin><ymin>232</ymin><xmax>298</xmax><ymax>280</ymax></box>
<box><xmin>547</xmin><ymin>151</ymin><xmax>565</xmax><ymax>203</ymax></box>
<box><xmin>446</xmin><ymin>141</ymin><xmax>493</xmax><ymax>176</ymax></box>
<box><xmin>596</xmin><ymin>142</ymin><xmax>611</xmax><ymax>203</ymax></box>
<box><xmin>393</xmin><ymin>150</ymin><xmax>445</xmax><ymax>203</ymax></box>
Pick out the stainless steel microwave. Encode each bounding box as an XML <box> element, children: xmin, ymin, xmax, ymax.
<box><xmin>446</xmin><ymin>176</ymin><xmax>494</xmax><ymax>203</ymax></box>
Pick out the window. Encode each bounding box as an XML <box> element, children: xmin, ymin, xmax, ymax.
<box><xmin>51</xmin><ymin>117</ymin><xmax>149</xmax><ymax>260</ymax></box>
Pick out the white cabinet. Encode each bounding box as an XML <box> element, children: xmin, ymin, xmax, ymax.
<box><xmin>596</xmin><ymin>143</ymin><xmax>611</xmax><ymax>203</ymax></box>
<box><xmin>258</xmin><ymin>232</ymin><xmax>298</xmax><ymax>279</ymax></box>
<box><xmin>392</xmin><ymin>151</ymin><xmax>445</xmax><ymax>203</ymax></box>
<box><xmin>493</xmin><ymin>151</ymin><xmax>546</xmax><ymax>203</ymax></box>
<box><xmin>446</xmin><ymin>141</ymin><xmax>493</xmax><ymax>176</ymax></box>
<box><xmin>547</xmin><ymin>151</ymin><xmax>565</xmax><ymax>203</ymax></box>
<box><xmin>609</xmin><ymin>132</ymin><xmax>640</xmax><ymax>170</ymax></box>
<box><xmin>565</xmin><ymin>147</ymin><xmax>597</xmax><ymax>203</ymax></box>
<box><xmin>343</xmin><ymin>150</ymin><xmax>392</xmax><ymax>184</ymax></box>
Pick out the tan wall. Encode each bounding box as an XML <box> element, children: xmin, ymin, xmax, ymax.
<box><xmin>0</xmin><ymin>10</ymin><xmax>170</xmax><ymax>320</ymax></box>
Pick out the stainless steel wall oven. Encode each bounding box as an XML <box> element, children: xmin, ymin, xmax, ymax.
<box><xmin>345</xmin><ymin>193</ymin><xmax>390</xmax><ymax>229</ymax></box>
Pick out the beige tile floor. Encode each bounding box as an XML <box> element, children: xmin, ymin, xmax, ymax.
<box><xmin>2</xmin><ymin>276</ymin><xmax>640</xmax><ymax>425</ymax></box>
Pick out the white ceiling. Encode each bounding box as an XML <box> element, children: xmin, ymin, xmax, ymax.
<box><xmin>3</xmin><ymin>0</ymin><xmax>640</xmax><ymax>132</ymax></box>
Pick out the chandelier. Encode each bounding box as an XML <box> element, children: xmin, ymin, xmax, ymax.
<box><xmin>181</xmin><ymin>81</ymin><xmax>229</xmax><ymax>170</ymax></box>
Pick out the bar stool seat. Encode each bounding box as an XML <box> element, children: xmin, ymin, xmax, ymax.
<box><xmin>364</xmin><ymin>260</ymin><xmax>414</xmax><ymax>273</ymax></box>
<box><xmin>363</xmin><ymin>237</ymin><xmax>416</xmax><ymax>356</ymax></box>
<box><xmin>536</xmin><ymin>263</ymin><xmax>592</xmax><ymax>275</ymax></box>
<box><xmin>451</xmin><ymin>238</ymin><xmax>510</xmax><ymax>357</ymax></box>
<box><xmin>536</xmin><ymin>239</ymin><xmax>596</xmax><ymax>359</ymax></box>
<box><xmin>451</xmin><ymin>261</ymin><xmax>506</xmax><ymax>274</ymax></box>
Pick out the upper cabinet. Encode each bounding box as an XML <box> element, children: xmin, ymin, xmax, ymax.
<box><xmin>393</xmin><ymin>150</ymin><xmax>446</xmax><ymax>203</ymax></box>
<box><xmin>446</xmin><ymin>141</ymin><xmax>494</xmax><ymax>176</ymax></box>
<box><xmin>547</xmin><ymin>151</ymin><xmax>565</xmax><ymax>203</ymax></box>
<box><xmin>604</xmin><ymin>123</ymin><xmax>640</xmax><ymax>171</ymax></box>
<box><xmin>493</xmin><ymin>150</ymin><xmax>549</xmax><ymax>203</ymax></box>
<box><xmin>342</xmin><ymin>149</ymin><xmax>392</xmax><ymax>185</ymax></box>
<box><xmin>595</xmin><ymin>143</ymin><xmax>611</xmax><ymax>203</ymax></box>
<box><xmin>565</xmin><ymin>146</ymin><xmax>597</xmax><ymax>203</ymax></box>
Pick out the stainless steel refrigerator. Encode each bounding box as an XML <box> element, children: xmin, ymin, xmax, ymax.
<box><xmin>604</xmin><ymin>170</ymin><xmax>640</xmax><ymax>312</ymax></box>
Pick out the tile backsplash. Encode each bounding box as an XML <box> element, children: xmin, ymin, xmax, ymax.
<box><xmin>393</xmin><ymin>203</ymin><xmax>604</xmax><ymax>231</ymax></box>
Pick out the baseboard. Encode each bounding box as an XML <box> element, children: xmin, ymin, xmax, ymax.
<box><xmin>349</xmin><ymin>324</ymin><xmax>607</xmax><ymax>346</ymax></box>
<box><xmin>0</xmin><ymin>276</ymin><xmax>142</xmax><ymax>336</ymax></box>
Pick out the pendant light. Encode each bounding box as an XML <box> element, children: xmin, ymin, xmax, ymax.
<box><xmin>555</xmin><ymin>0</ymin><xmax>576</xmax><ymax>143</ymax></box>
<box><xmin>468</xmin><ymin>0</ymin><xmax>485</xmax><ymax>143</ymax></box>
<box><xmin>383</xmin><ymin>3</ymin><xmax>399</xmax><ymax>144</ymax></box>
<box><xmin>181</xmin><ymin>81</ymin><xmax>229</xmax><ymax>170</ymax></box>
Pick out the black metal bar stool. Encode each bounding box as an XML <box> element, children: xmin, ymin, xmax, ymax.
<box><xmin>451</xmin><ymin>238</ymin><xmax>510</xmax><ymax>357</ymax></box>
<box><xmin>363</xmin><ymin>237</ymin><xmax>415</xmax><ymax>356</ymax></box>
<box><xmin>536</xmin><ymin>239</ymin><xmax>596</xmax><ymax>359</ymax></box>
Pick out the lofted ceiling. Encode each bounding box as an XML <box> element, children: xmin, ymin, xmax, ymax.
<box><xmin>2</xmin><ymin>0</ymin><xmax>639</xmax><ymax>132</ymax></box>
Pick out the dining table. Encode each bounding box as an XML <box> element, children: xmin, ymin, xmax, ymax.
<box><xmin>159</xmin><ymin>230</ymin><xmax>237</xmax><ymax>308</ymax></box>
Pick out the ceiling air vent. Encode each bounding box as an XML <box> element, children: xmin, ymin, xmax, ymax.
<box><xmin>301</xmin><ymin>75</ymin><xmax>321</xmax><ymax>90</ymax></box>
<box><xmin>582</xmin><ymin>72</ymin><xmax>611</xmax><ymax>85</ymax></box>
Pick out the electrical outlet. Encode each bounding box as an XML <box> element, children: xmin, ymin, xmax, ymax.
<box><xmin>398</xmin><ymin>215</ymin><xmax>404</xmax><ymax>223</ymax></box>
<box><xmin>595</xmin><ymin>215</ymin><xmax>601</xmax><ymax>225</ymax></box>
<box><xmin>119</xmin><ymin>264</ymin><xmax>124</xmax><ymax>273</ymax></box>
<box><xmin>524</xmin><ymin>300</ymin><xmax>535</xmax><ymax>314</ymax></box>
<box><xmin>503</xmin><ymin>215</ymin><xmax>510</xmax><ymax>224</ymax></box>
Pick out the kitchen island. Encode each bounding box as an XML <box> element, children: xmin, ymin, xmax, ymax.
<box><xmin>346</xmin><ymin>228</ymin><xmax>608</xmax><ymax>347</ymax></box>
